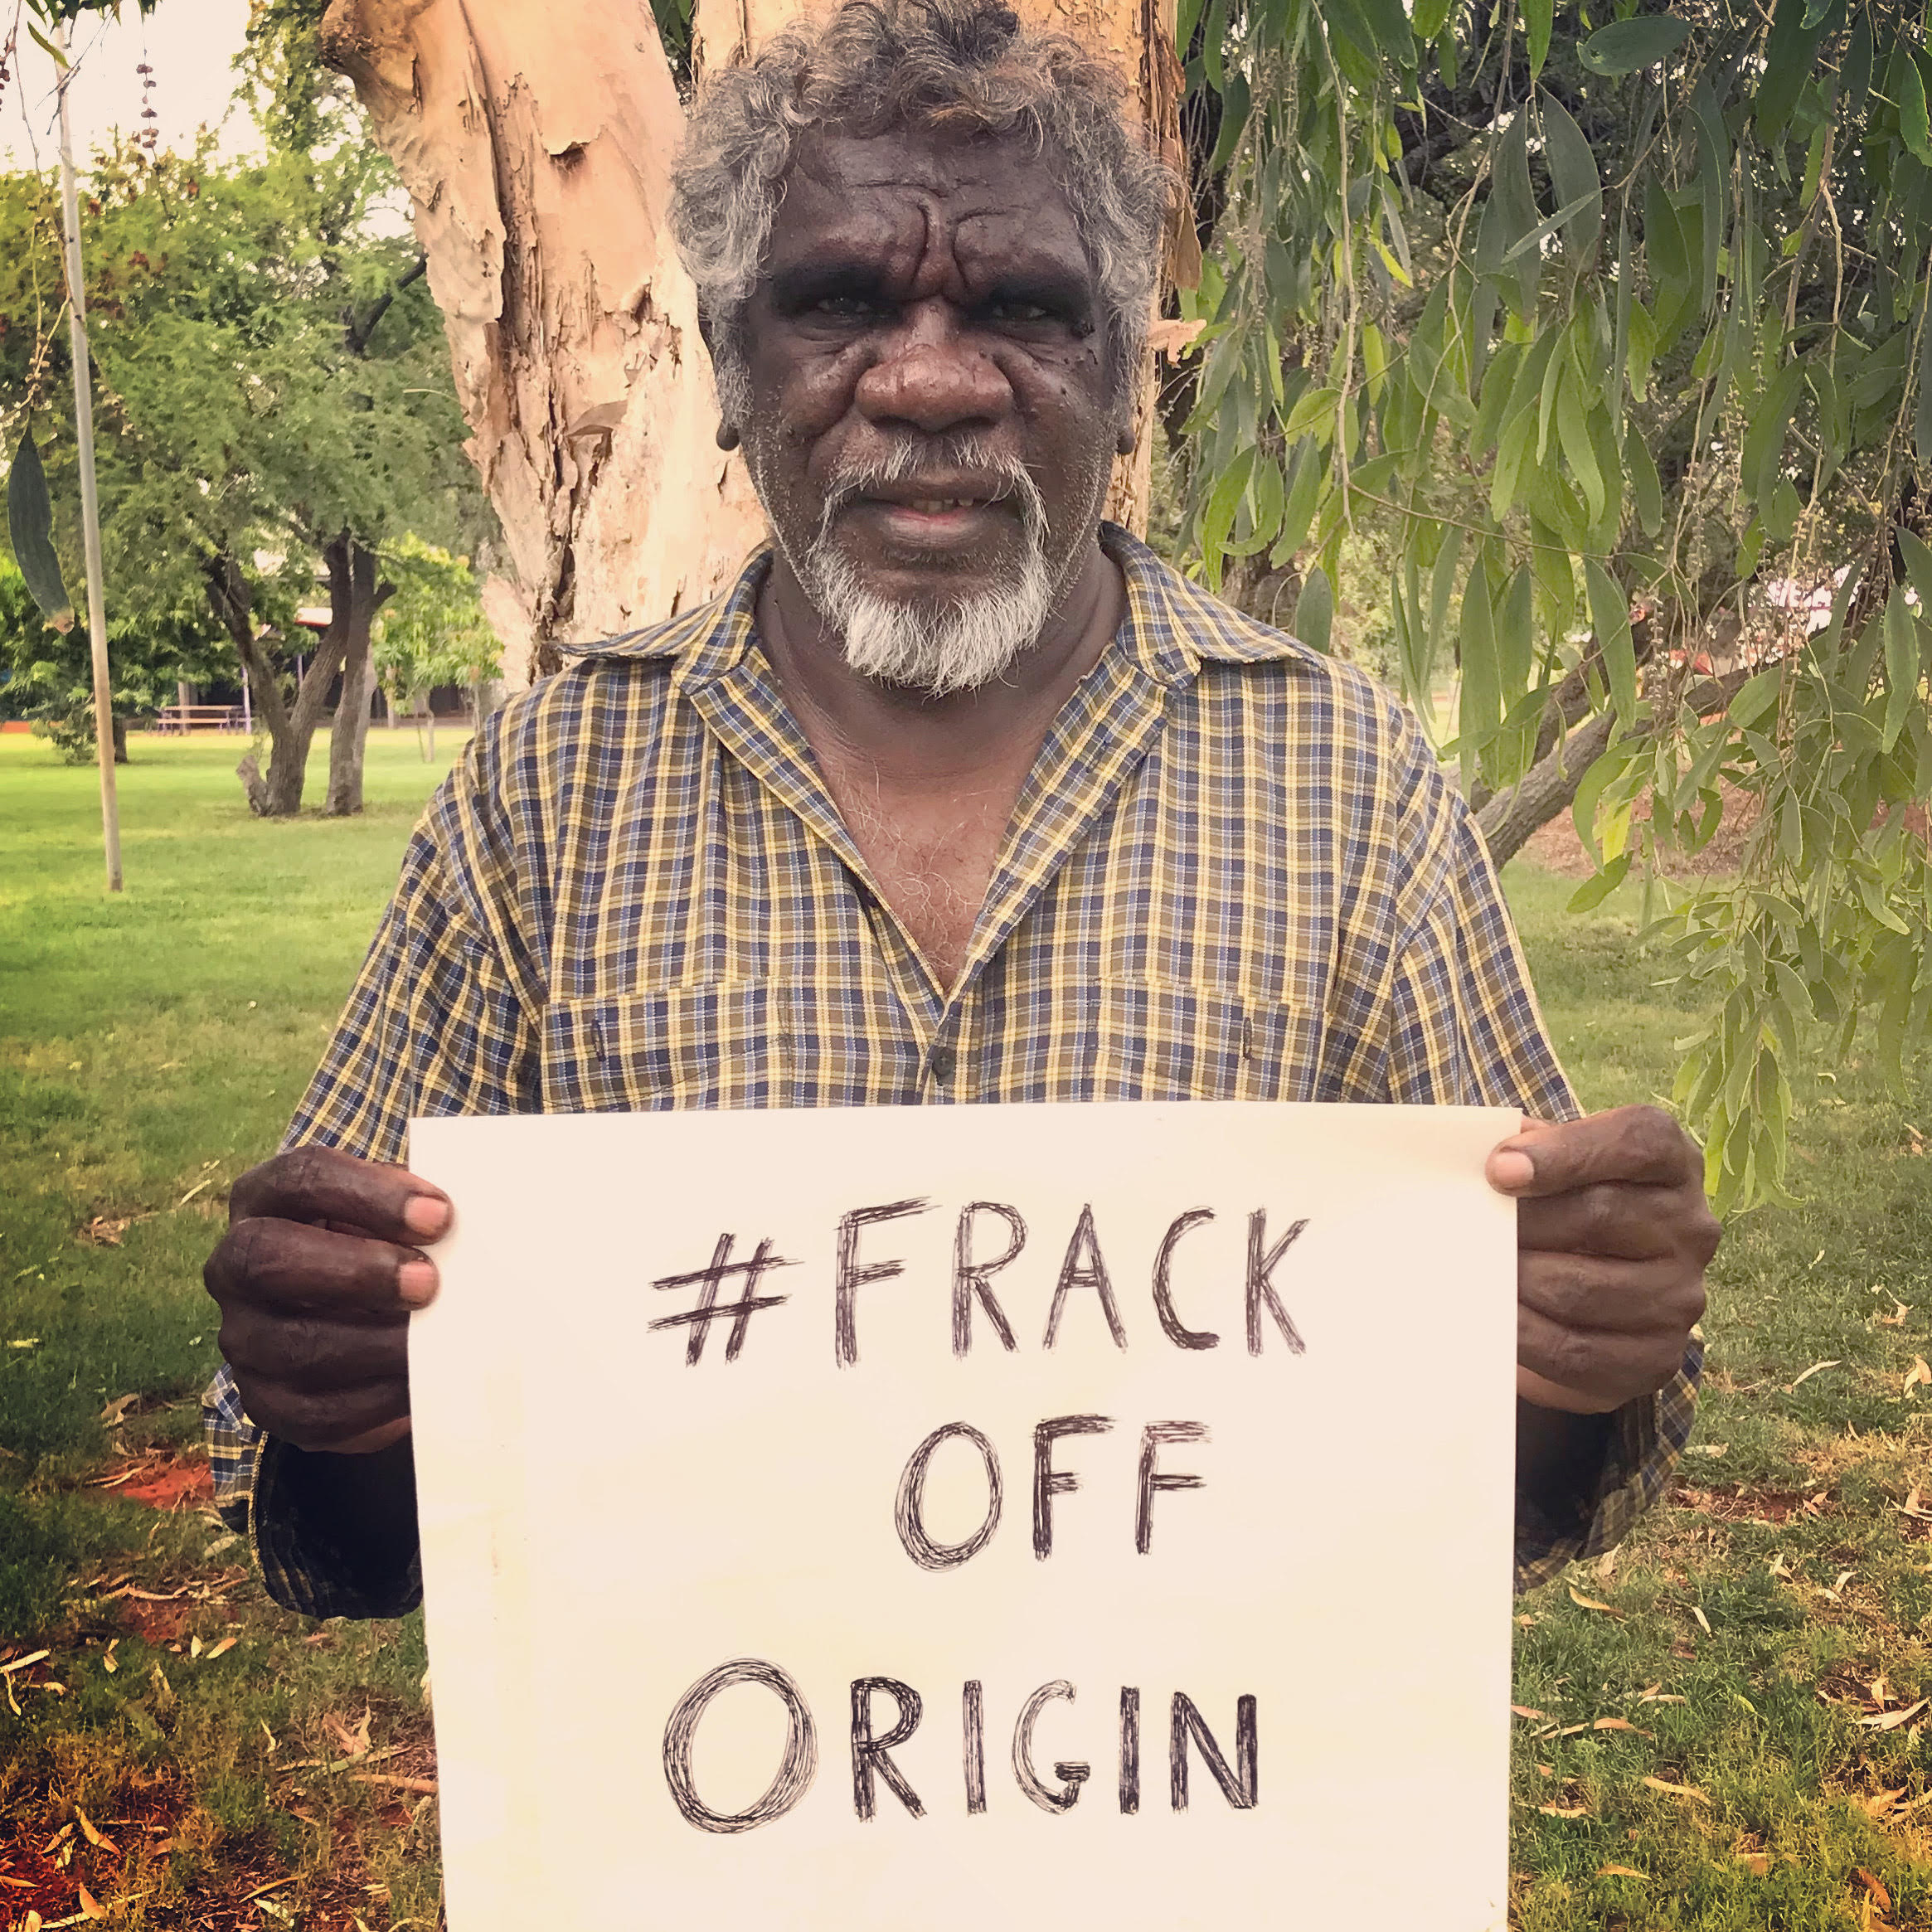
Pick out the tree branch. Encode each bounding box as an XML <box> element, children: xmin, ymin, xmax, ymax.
<box><xmin>345</xmin><ymin>255</ymin><xmax>428</xmax><ymax>357</ymax></box>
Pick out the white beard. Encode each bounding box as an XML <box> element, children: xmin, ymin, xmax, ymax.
<box><xmin>803</xmin><ymin>538</ymin><xmax>1055</xmax><ymax>698</ymax></box>
<box><xmin>775</xmin><ymin>435</ymin><xmax>1056</xmax><ymax>699</ymax></box>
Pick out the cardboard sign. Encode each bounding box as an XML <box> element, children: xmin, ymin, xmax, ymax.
<box><xmin>409</xmin><ymin>1102</ymin><xmax>1519</xmax><ymax>1932</ymax></box>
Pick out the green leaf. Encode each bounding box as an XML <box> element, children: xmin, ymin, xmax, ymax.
<box><xmin>1729</xmin><ymin>667</ymin><xmax>1782</xmax><ymax>728</ymax></box>
<box><xmin>1898</xmin><ymin>528</ymin><xmax>1932</xmax><ymax>614</ymax></box>
<box><xmin>1498</xmin><ymin>563</ymin><xmax>1535</xmax><ymax>702</ymax></box>
<box><xmin>1458</xmin><ymin>561</ymin><xmax>1501</xmax><ymax>761</ymax></box>
<box><xmin>1882</xmin><ymin>587</ymin><xmax>1918</xmax><ymax>753</ymax></box>
<box><xmin>1200</xmin><ymin>444</ymin><xmax>1257</xmax><ymax>586</ymax></box>
<box><xmin>1529</xmin><ymin>517</ymin><xmax>1575</xmax><ymax>640</ymax></box>
<box><xmin>1580</xmin><ymin>15</ymin><xmax>1690</xmax><ymax>74</ymax></box>
<box><xmin>1585</xmin><ymin>557</ymin><xmax>1637</xmax><ymax>719</ymax></box>
<box><xmin>1570</xmin><ymin>744</ymin><xmax>1629</xmax><ymax>866</ymax></box>
<box><xmin>1898</xmin><ymin>47</ymin><xmax>1932</xmax><ymax>163</ymax></box>
<box><xmin>1493</xmin><ymin>110</ymin><xmax>1541</xmax><ymax>322</ymax></box>
<box><xmin>1282</xmin><ymin>385</ymin><xmax>1341</xmax><ymax>443</ymax></box>
<box><xmin>1626</xmin><ymin>425</ymin><xmax>1663</xmax><ymax>536</ymax></box>
<box><xmin>1522</xmin><ymin>0</ymin><xmax>1552</xmax><ymax>81</ymax></box>
<box><xmin>1568</xmin><ymin>849</ymin><xmax>1633</xmax><ymax>911</ymax></box>
<box><xmin>1740</xmin><ymin>357</ymin><xmax>1807</xmax><ymax>521</ymax></box>
<box><xmin>1541</xmin><ymin>96</ymin><xmax>1603</xmax><ymax>265</ymax></box>
<box><xmin>1209</xmin><ymin>72</ymin><xmax>1251</xmax><ymax>172</ymax></box>
<box><xmin>1918</xmin><ymin>299</ymin><xmax>1932</xmax><ymax>469</ymax></box>
<box><xmin>1271</xmin><ymin>438</ymin><xmax>1323</xmax><ymax>565</ymax></box>
<box><xmin>1555</xmin><ymin>367</ymin><xmax>1606</xmax><ymax>522</ymax></box>
<box><xmin>1292</xmin><ymin>566</ymin><xmax>1333</xmax><ymax>653</ymax></box>
<box><xmin>7</xmin><ymin>436</ymin><xmax>74</xmax><ymax>635</ymax></box>
<box><xmin>1412</xmin><ymin>0</ymin><xmax>1453</xmax><ymax>40</ymax></box>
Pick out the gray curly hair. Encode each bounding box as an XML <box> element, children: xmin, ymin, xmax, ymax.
<box><xmin>669</xmin><ymin>0</ymin><xmax>1175</xmax><ymax>425</ymax></box>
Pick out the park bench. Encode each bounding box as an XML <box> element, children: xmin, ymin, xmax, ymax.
<box><xmin>151</xmin><ymin>703</ymin><xmax>248</xmax><ymax>735</ymax></box>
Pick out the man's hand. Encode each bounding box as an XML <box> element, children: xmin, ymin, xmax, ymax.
<box><xmin>1488</xmin><ymin>1105</ymin><xmax>1718</xmax><ymax>1415</ymax></box>
<box><xmin>203</xmin><ymin>1146</ymin><xmax>450</xmax><ymax>1454</ymax></box>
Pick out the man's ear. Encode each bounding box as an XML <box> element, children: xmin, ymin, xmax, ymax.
<box><xmin>697</xmin><ymin>302</ymin><xmax>741</xmax><ymax>452</ymax></box>
<box><xmin>1114</xmin><ymin>421</ymin><xmax>1138</xmax><ymax>456</ymax></box>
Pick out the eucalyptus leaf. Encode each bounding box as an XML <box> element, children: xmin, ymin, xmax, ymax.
<box><xmin>1579</xmin><ymin>14</ymin><xmax>1690</xmax><ymax>73</ymax></box>
<box><xmin>7</xmin><ymin>436</ymin><xmax>74</xmax><ymax>635</ymax></box>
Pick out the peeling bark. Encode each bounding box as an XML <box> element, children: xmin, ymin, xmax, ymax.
<box><xmin>320</xmin><ymin>0</ymin><xmax>768</xmax><ymax>687</ymax></box>
<box><xmin>323</xmin><ymin>0</ymin><xmax>1186</xmax><ymax>689</ymax></box>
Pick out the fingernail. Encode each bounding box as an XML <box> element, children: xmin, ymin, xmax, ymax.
<box><xmin>403</xmin><ymin>1194</ymin><xmax>451</xmax><ymax>1238</ymax></box>
<box><xmin>398</xmin><ymin>1260</ymin><xmax>439</xmax><ymax>1307</ymax></box>
<box><xmin>1488</xmin><ymin>1149</ymin><xmax>1536</xmax><ymax>1192</ymax></box>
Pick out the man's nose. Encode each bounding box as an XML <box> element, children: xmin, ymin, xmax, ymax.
<box><xmin>854</xmin><ymin>304</ymin><xmax>1012</xmax><ymax>433</ymax></box>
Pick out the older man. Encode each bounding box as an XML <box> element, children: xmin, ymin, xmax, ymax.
<box><xmin>203</xmin><ymin>0</ymin><xmax>1714</xmax><ymax>1619</ymax></box>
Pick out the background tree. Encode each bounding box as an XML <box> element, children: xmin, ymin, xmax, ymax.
<box><xmin>371</xmin><ymin>532</ymin><xmax>502</xmax><ymax>762</ymax></box>
<box><xmin>0</xmin><ymin>551</ymin><xmax>224</xmax><ymax>759</ymax></box>
<box><xmin>0</xmin><ymin>129</ymin><xmax>488</xmax><ymax>817</ymax></box>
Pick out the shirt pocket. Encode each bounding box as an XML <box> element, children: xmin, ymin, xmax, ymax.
<box><xmin>540</xmin><ymin>981</ymin><xmax>925</xmax><ymax>1112</ymax></box>
<box><xmin>541</xmin><ymin>985</ymin><xmax>787</xmax><ymax>1112</ymax></box>
<box><xmin>1086</xmin><ymin>980</ymin><xmax>1322</xmax><ymax>1104</ymax></box>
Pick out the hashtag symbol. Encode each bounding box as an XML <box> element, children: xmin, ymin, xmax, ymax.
<box><xmin>648</xmin><ymin>1232</ymin><xmax>796</xmax><ymax>1365</ymax></box>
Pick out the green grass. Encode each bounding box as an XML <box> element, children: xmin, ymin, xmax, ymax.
<box><xmin>3</xmin><ymin>731</ymin><xmax>1932</xmax><ymax>1928</ymax></box>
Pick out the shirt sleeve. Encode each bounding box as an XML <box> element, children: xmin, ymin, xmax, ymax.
<box><xmin>1386</xmin><ymin>779</ymin><xmax>1700</xmax><ymax>1594</ymax></box>
<box><xmin>205</xmin><ymin>733</ymin><xmax>543</xmax><ymax>1619</ymax></box>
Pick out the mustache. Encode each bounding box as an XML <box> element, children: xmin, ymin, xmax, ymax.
<box><xmin>816</xmin><ymin>436</ymin><xmax>1047</xmax><ymax>538</ymax></box>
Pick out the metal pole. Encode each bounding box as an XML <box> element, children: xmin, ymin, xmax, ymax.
<box><xmin>54</xmin><ymin>22</ymin><xmax>121</xmax><ymax>892</ymax></box>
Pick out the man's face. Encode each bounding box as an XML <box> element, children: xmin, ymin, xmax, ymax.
<box><xmin>731</xmin><ymin>124</ymin><xmax>1124</xmax><ymax>690</ymax></box>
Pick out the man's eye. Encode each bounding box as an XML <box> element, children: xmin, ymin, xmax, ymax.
<box><xmin>986</xmin><ymin>300</ymin><xmax>1054</xmax><ymax>324</ymax></box>
<box><xmin>812</xmin><ymin>294</ymin><xmax>882</xmax><ymax>320</ymax></box>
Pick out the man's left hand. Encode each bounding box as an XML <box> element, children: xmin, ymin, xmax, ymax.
<box><xmin>1488</xmin><ymin>1105</ymin><xmax>1719</xmax><ymax>1415</ymax></box>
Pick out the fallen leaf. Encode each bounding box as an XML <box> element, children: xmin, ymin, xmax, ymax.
<box><xmin>3</xmin><ymin>1650</ymin><xmax>52</xmax><ymax>1677</ymax></box>
<box><xmin>205</xmin><ymin>1635</ymin><xmax>237</xmax><ymax>1660</ymax></box>
<box><xmin>1877</xmin><ymin>1302</ymin><xmax>1912</xmax><ymax>1328</ymax></box>
<box><xmin>1788</xmin><ymin>1358</ymin><xmax>1842</xmax><ymax>1391</ymax></box>
<box><xmin>0</xmin><ymin>1873</ymin><xmax>34</xmax><ymax>1888</ymax></box>
<box><xmin>1860</xmin><ymin>1700</ymin><xmax>1930</xmax><ymax>1731</ymax></box>
<box><xmin>1692</xmin><ymin>1607</ymin><xmax>1713</xmax><ymax>1635</ymax></box>
<box><xmin>242</xmin><ymin>1879</ymin><xmax>296</xmax><ymax>1902</ymax></box>
<box><xmin>189</xmin><ymin>1635</ymin><xmax>202</xmax><ymax>1659</ymax></box>
<box><xmin>1736</xmin><ymin>1852</ymin><xmax>1772</xmax><ymax>1876</ymax></box>
<box><xmin>347</xmin><ymin>1772</ymin><xmax>437</xmax><ymax>1794</ymax></box>
<box><xmin>1823</xmin><ymin>1569</ymin><xmax>1857</xmax><ymax>1599</ymax></box>
<box><xmin>75</xmin><ymin>1809</ymin><xmax>116</xmax><ymax>1853</ymax></box>
<box><xmin>1692</xmin><ymin>1442</ymin><xmax>1729</xmax><ymax>1457</ymax></box>
<box><xmin>1855</xmin><ymin>1868</ymin><xmax>1893</xmax><ymax>1912</ymax></box>
<box><xmin>76</xmin><ymin>1885</ymin><xmax>104</xmax><ymax>1922</ymax></box>
<box><xmin>1511</xmin><ymin>1705</ymin><xmax>1546</xmax><ymax>1720</ymax></box>
<box><xmin>96</xmin><ymin>1393</ymin><xmax>138</xmax><ymax>1425</ymax></box>
<box><xmin>1593</xmin><ymin>1717</ymin><xmax>1653</xmax><ymax>1736</ymax></box>
<box><xmin>1907</xmin><ymin>1360</ymin><xmax>1931</xmax><ymax>1397</ymax></box>
<box><xmin>1538</xmin><ymin>1803</ymin><xmax>1590</xmax><ymax>1818</ymax></box>
<box><xmin>1597</xmin><ymin>1864</ymin><xmax>1647</xmax><ymax>1879</ymax></box>
<box><xmin>1568</xmin><ymin>1586</ymin><xmax>1623</xmax><ymax>1616</ymax></box>
<box><xmin>1642</xmin><ymin>1775</ymin><xmax>1709</xmax><ymax>1801</ymax></box>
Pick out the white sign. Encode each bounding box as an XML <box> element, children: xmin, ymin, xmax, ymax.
<box><xmin>409</xmin><ymin>1102</ymin><xmax>1519</xmax><ymax>1932</ymax></box>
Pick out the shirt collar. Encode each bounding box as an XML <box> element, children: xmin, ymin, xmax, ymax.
<box><xmin>561</xmin><ymin>522</ymin><xmax>1311</xmax><ymax>692</ymax></box>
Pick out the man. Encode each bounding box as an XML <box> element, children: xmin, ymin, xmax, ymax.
<box><xmin>203</xmin><ymin>0</ymin><xmax>1715</xmax><ymax>1621</ymax></box>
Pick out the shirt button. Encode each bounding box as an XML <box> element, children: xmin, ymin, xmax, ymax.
<box><xmin>928</xmin><ymin>1045</ymin><xmax>957</xmax><ymax>1086</ymax></box>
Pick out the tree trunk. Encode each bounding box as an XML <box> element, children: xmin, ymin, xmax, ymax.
<box><xmin>205</xmin><ymin>550</ymin><xmax>348</xmax><ymax>817</ymax></box>
<box><xmin>110</xmin><ymin>713</ymin><xmax>128</xmax><ymax>764</ymax></box>
<box><xmin>323</xmin><ymin>536</ymin><xmax>395</xmax><ymax>818</ymax></box>
<box><xmin>321</xmin><ymin>0</ymin><xmax>1186</xmax><ymax>690</ymax></box>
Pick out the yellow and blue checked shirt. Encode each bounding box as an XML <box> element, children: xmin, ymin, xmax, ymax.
<box><xmin>206</xmin><ymin>526</ymin><xmax>1698</xmax><ymax>1617</ymax></box>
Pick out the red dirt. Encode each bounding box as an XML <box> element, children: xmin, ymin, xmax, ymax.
<box><xmin>98</xmin><ymin>1458</ymin><xmax>213</xmax><ymax>1512</ymax></box>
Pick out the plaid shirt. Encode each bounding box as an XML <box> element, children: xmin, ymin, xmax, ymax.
<box><xmin>206</xmin><ymin>526</ymin><xmax>1698</xmax><ymax>1618</ymax></box>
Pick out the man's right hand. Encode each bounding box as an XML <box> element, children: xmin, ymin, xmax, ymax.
<box><xmin>203</xmin><ymin>1145</ymin><xmax>450</xmax><ymax>1454</ymax></box>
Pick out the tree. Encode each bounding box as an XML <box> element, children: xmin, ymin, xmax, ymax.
<box><xmin>0</xmin><ymin>132</ymin><xmax>488</xmax><ymax>816</ymax></box>
<box><xmin>52</xmin><ymin>0</ymin><xmax>1923</xmax><ymax>1207</ymax></box>
<box><xmin>308</xmin><ymin>0</ymin><xmax>1186</xmax><ymax>686</ymax></box>
<box><xmin>371</xmin><ymin>533</ymin><xmax>502</xmax><ymax>761</ymax></box>
<box><xmin>1155</xmin><ymin>0</ymin><xmax>1932</xmax><ymax>1208</ymax></box>
<box><xmin>0</xmin><ymin>550</ymin><xmax>225</xmax><ymax>760</ymax></box>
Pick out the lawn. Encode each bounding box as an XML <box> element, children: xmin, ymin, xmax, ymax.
<box><xmin>3</xmin><ymin>727</ymin><xmax>1932</xmax><ymax>1929</ymax></box>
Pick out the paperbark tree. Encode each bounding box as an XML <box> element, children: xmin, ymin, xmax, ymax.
<box><xmin>316</xmin><ymin>0</ymin><xmax>1187</xmax><ymax>688</ymax></box>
